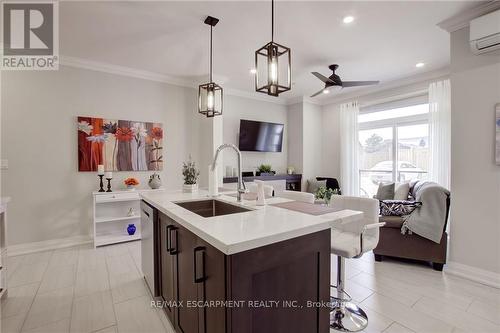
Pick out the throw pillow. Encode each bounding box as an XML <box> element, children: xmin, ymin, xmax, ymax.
<box><xmin>306</xmin><ymin>179</ymin><xmax>327</xmax><ymax>194</ymax></box>
<box><xmin>394</xmin><ymin>182</ymin><xmax>410</xmax><ymax>200</ymax></box>
<box><xmin>375</xmin><ymin>182</ymin><xmax>395</xmax><ymax>200</ymax></box>
<box><xmin>379</xmin><ymin>200</ymin><xmax>422</xmax><ymax>216</ymax></box>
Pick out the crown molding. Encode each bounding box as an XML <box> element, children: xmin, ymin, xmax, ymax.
<box><xmin>438</xmin><ymin>1</ymin><xmax>500</xmax><ymax>33</ymax></box>
<box><xmin>60</xmin><ymin>55</ymin><xmax>197</xmax><ymax>88</ymax></box>
<box><xmin>224</xmin><ymin>87</ymin><xmax>288</xmax><ymax>105</ymax></box>
<box><xmin>59</xmin><ymin>55</ymin><xmax>448</xmax><ymax>109</ymax></box>
<box><xmin>319</xmin><ymin>66</ymin><xmax>450</xmax><ymax>107</ymax></box>
<box><xmin>59</xmin><ymin>55</ymin><xmax>289</xmax><ymax>106</ymax></box>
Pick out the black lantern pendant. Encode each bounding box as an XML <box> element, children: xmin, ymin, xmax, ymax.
<box><xmin>199</xmin><ymin>16</ymin><xmax>223</xmax><ymax>117</ymax></box>
<box><xmin>255</xmin><ymin>0</ymin><xmax>291</xmax><ymax>97</ymax></box>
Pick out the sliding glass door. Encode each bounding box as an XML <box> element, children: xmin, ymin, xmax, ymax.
<box><xmin>358</xmin><ymin>102</ymin><xmax>429</xmax><ymax>197</ymax></box>
<box><xmin>397</xmin><ymin>124</ymin><xmax>429</xmax><ymax>183</ymax></box>
<box><xmin>359</xmin><ymin>127</ymin><xmax>393</xmax><ymax>198</ymax></box>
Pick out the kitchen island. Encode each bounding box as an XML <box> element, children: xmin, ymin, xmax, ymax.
<box><xmin>140</xmin><ymin>190</ymin><xmax>363</xmax><ymax>333</ymax></box>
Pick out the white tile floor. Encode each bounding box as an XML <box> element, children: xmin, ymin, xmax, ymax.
<box><xmin>1</xmin><ymin>241</ymin><xmax>499</xmax><ymax>333</ymax></box>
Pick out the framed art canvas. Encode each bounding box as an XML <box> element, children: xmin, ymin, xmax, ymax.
<box><xmin>78</xmin><ymin>116</ymin><xmax>163</xmax><ymax>171</ymax></box>
<box><xmin>496</xmin><ymin>104</ymin><xmax>500</xmax><ymax>165</ymax></box>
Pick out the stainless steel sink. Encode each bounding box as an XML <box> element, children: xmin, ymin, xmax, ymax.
<box><xmin>174</xmin><ymin>199</ymin><xmax>252</xmax><ymax>218</ymax></box>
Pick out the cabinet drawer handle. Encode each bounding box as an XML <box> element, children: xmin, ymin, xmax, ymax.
<box><xmin>193</xmin><ymin>246</ymin><xmax>206</xmax><ymax>283</ymax></box>
<box><xmin>167</xmin><ymin>226</ymin><xmax>178</xmax><ymax>255</ymax></box>
<box><xmin>166</xmin><ymin>225</ymin><xmax>173</xmax><ymax>252</ymax></box>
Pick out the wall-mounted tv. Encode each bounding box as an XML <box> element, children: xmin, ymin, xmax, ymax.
<box><xmin>238</xmin><ymin>119</ymin><xmax>284</xmax><ymax>152</ymax></box>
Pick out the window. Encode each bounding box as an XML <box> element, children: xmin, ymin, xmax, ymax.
<box><xmin>358</xmin><ymin>100</ymin><xmax>429</xmax><ymax>198</ymax></box>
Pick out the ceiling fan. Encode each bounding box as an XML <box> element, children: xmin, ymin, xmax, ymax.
<box><xmin>310</xmin><ymin>64</ymin><xmax>379</xmax><ymax>97</ymax></box>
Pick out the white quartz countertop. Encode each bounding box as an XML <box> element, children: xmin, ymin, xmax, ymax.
<box><xmin>141</xmin><ymin>190</ymin><xmax>363</xmax><ymax>255</ymax></box>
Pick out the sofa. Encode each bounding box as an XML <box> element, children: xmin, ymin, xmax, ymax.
<box><xmin>373</xmin><ymin>181</ymin><xmax>451</xmax><ymax>271</ymax></box>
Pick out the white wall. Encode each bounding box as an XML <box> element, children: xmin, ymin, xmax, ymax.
<box><xmin>222</xmin><ymin>95</ymin><xmax>288</xmax><ymax>175</ymax></box>
<box><xmin>287</xmin><ymin>103</ymin><xmax>303</xmax><ymax>175</ymax></box>
<box><xmin>302</xmin><ymin>102</ymin><xmax>323</xmax><ymax>188</ymax></box>
<box><xmin>449</xmin><ymin>27</ymin><xmax>500</xmax><ymax>275</ymax></box>
<box><xmin>321</xmin><ymin>103</ymin><xmax>341</xmax><ymax>180</ymax></box>
<box><xmin>1</xmin><ymin>65</ymin><xmax>210</xmax><ymax>246</ymax></box>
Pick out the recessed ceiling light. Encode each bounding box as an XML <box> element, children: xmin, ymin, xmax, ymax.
<box><xmin>249</xmin><ymin>68</ymin><xmax>257</xmax><ymax>74</ymax></box>
<box><xmin>343</xmin><ymin>16</ymin><xmax>354</xmax><ymax>24</ymax></box>
<box><xmin>415</xmin><ymin>62</ymin><xmax>425</xmax><ymax>68</ymax></box>
<box><xmin>322</xmin><ymin>89</ymin><xmax>330</xmax><ymax>94</ymax></box>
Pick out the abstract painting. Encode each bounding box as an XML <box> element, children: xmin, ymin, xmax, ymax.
<box><xmin>496</xmin><ymin>104</ymin><xmax>500</xmax><ymax>165</ymax></box>
<box><xmin>78</xmin><ymin>116</ymin><xmax>163</xmax><ymax>171</ymax></box>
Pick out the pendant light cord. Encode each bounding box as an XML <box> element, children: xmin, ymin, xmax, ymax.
<box><xmin>210</xmin><ymin>25</ymin><xmax>213</xmax><ymax>82</ymax></box>
<box><xmin>271</xmin><ymin>0</ymin><xmax>274</xmax><ymax>42</ymax></box>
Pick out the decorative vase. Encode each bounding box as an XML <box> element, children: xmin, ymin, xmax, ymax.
<box><xmin>183</xmin><ymin>184</ymin><xmax>198</xmax><ymax>193</ymax></box>
<box><xmin>148</xmin><ymin>173</ymin><xmax>162</xmax><ymax>189</ymax></box>
<box><xmin>127</xmin><ymin>185</ymin><xmax>136</xmax><ymax>191</ymax></box>
<box><xmin>127</xmin><ymin>224</ymin><xmax>136</xmax><ymax>235</ymax></box>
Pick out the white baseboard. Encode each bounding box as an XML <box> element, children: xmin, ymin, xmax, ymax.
<box><xmin>445</xmin><ymin>261</ymin><xmax>500</xmax><ymax>289</ymax></box>
<box><xmin>8</xmin><ymin>235</ymin><xmax>93</xmax><ymax>257</ymax></box>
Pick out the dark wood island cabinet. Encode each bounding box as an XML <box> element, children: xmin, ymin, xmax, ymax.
<box><xmin>156</xmin><ymin>211</ymin><xmax>330</xmax><ymax>333</ymax></box>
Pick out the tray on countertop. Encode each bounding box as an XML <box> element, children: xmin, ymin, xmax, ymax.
<box><xmin>270</xmin><ymin>201</ymin><xmax>342</xmax><ymax>216</ymax></box>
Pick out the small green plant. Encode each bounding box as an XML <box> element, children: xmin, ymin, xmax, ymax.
<box><xmin>182</xmin><ymin>157</ymin><xmax>200</xmax><ymax>185</ymax></box>
<box><xmin>257</xmin><ymin>164</ymin><xmax>273</xmax><ymax>174</ymax></box>
<box><xmin>315</xmin><ymin>186</ymin><xmax>339</xmax><ymax>204</ymax></box>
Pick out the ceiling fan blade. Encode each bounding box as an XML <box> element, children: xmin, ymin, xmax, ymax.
<box><xmin>310</xmin><ymin>89</ymin><xmax>326</xmax><ymax>98</ymax></box>
<box><xmin>341</xmin><ymin>80</ymin><xmax>379</xmax><ymax>87</ymax></box>
<box><xmin>311</xmin><ymin>72</ymin><xmax>335</xmax><ymax>84</ymax></box>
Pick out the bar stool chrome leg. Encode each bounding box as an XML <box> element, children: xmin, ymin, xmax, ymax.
<box><xmin>330</xmin><ymin>256</ymin><xmax>368</xmax><ymax>332</ymax></box>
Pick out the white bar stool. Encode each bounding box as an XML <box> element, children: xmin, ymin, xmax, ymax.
<box><xmin>329</xmin><ymin>196</ymin><xmax>385</xmax><ymax>332</ymax></box>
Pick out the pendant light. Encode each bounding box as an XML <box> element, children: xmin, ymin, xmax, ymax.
<box><xmin>199</xmin><ymin>16</ymin><xmax>223</xmax><ymax>117</ymax></box>
<box><xmin>255</xmin><ymin>0</ymin><xmax>291</xmax><ymax>97</ymax></box>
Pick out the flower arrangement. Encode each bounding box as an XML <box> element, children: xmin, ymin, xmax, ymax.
<box><xmin>124</xmin><ymin>177</ymin><xmax>139</xmax><ymax>189</ymax></box>
<box><xmin>182</xmin><ymin>157</ymin><xmax>200</xmax><ymax>185</ymax></box>
<box><xmin>315</xmin><ymin>186</ymin><xmax>339</xmax><ymax>205</ymax></box>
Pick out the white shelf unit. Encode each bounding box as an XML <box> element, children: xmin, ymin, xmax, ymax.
<box><xmin>93</xmin><ymin>190</ymin><xmax>161</xmax><ymax>247</ymax></box>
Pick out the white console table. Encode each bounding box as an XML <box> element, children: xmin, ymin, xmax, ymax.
<box><xmin>0</xmin><ymin>197</ymin><xmax>10</xmax><ymax>299</ymax></box>
<box><xmin>93</xmin><ymin>189</ymin><xmax>162</xmax><ymax>247</ymax></box>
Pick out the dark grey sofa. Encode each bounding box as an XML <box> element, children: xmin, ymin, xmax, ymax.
<box><xmin>373</xmin><ymin>181</ymin><xmax>451</xmax><ymax>271</ymax></box>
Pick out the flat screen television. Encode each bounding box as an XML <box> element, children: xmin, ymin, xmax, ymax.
<box><xmin>238</xmin><ymin>119</ymin><xmax>284</xmax><ymax>152</ymax></box>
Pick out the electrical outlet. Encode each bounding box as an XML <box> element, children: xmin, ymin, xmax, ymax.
<box><xmin>0</xmin><ymin>159</ymin><xmax>8</xmax><ymax>170</ymax></box>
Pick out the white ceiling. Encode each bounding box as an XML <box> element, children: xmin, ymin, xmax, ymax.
<box><xmin>60</xmin><ymin>1</ymin><xmax>480</xmax><ymax>102</ymax></box>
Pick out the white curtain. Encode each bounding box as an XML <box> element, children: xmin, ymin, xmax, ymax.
<box><xmin>428</xmin><ymin>79</ymin><xmax>451</xmax><ymax>189</ymax></box>
<box><xmin>340</xmin><ymin>101</ymin><xmax>360</xmax><ymax>196</ymax></box>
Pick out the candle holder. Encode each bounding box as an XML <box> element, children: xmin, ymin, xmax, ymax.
<box><xmin>106</xmin><ymin>178</ymin><xmax>113</xmax><ymax>192</ymax></box>
<box><xmin>98</xmin><ymin>175</ymin><xmax>105</xmax><ymax>192</ymax></box>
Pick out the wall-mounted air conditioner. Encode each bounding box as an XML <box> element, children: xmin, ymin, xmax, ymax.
<box><xmin>470</xmin><ymin>9</ymin><xmax>500</xmax><ymax>55</ymax></box>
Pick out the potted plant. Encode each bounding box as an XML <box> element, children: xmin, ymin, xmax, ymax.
<box><xmin>182</xmin><ymin>157</ymin><xmax>200</xmax><ymax>192</ymax></box>
<box><xmin>124</xmin><ymin>177</ymin><xmax>139</xmax><ymax>190</ymax></box>
<box><xmin>315</xmin><ymin>186</ymin><xmax>339</xmax><ymax>206</ymax></box>
<box><xmin>256</xmin><ymin>164</ymin><xmax>274</xmax><ymax>176</ymax></box>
